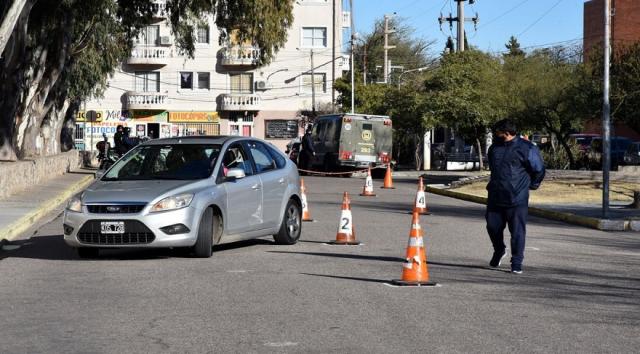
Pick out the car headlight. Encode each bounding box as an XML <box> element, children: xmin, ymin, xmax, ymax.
<box><xmin>66</xmin><ymin>194</ymin><xmax>83</xmax><ymax>213</ymax></box>
<box><xmin>151</xmin><ymin>193</ymin><xmax>194</xmax><ymax>213</ymax></box>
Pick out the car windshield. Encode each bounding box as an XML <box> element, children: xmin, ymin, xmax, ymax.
<box><xmin>103</xmin><ymin>144</ymin><xmax>222</xmax><ymax>181</ymax></box>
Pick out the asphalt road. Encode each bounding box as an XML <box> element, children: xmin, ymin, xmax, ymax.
<box><xmin>1</xmin><ymin>176</ymin><xmax>639</xmax><ymax>353</ymax></box>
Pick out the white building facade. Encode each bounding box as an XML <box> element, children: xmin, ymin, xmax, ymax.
<box><xmin>78</xmin><ymin>0</ymin><xmax>348</xmax><ymax>151</ymax></box>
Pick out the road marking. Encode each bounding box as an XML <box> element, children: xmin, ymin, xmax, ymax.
<box><xmin>264</xmin><ymin>342</ymin><xmax>298</xmax><ymax>347</ymax></box>
<box><xmin>527</xmin><ymin>247</ymin><xmax>541</xmax><ymax>251</ymax></box>
<box><xmin>226</xmin><ymin>270</ymin><xmax>250</xmax><ymax>273</ymax></box>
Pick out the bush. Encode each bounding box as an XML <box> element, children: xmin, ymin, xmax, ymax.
<box><xmin>540</xmin><ymin>142</ymin><xmax>584</xmax><ymax>170</ymax></box>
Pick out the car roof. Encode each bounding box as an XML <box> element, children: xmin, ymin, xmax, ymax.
<box><xmin>140</xmin><ymin>136</ymin><xmax>257</xmax><ymax>146</ymax></box>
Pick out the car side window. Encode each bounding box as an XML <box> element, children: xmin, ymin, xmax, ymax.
<box><xmin>247</xmin><ymin>141</ymin><xmax>276</xmax><ymax>173</ymax></box>
<box><xmin>265</xmin><ymin>143</ymin><xmax>287</xmax><ymax>169</ymax></box>
<box><xmin>221</xmin><ymin>143</ymin><xmax>254</xmax><ymax>177</ymax></box>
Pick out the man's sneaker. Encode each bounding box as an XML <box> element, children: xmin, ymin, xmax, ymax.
<box><xmin>511</xmin><ymin>265</ymin><xmax>523</xmax><ymax>274</ymax></box>
<box><xmin>489</xmin><ymin>250</ymin><xmax>506</xmax><ymax>268</ymax></box>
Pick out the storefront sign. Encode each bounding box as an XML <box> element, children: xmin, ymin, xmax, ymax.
<box><xmin>265</xmin><ymin>120</ymin><xmax>299</xmax><ymax>139</ymax></box>
<box><xmin>168</xmin><ymin>111</ymin><xmax>220</xmax><ymax>123</ymax></box>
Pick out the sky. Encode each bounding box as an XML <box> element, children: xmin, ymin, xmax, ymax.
<box><xmin>352</xmin><ymin>0</ymin><xmax>586</xmax><ymax>57</ymax></box>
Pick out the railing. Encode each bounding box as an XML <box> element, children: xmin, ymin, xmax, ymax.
<box><xmin>219</xmin><ymin>94</ymin><xmax>261</xmax><ymax>111</ymax></box>
<box><xmin>220</xmin><ymin>45</ymin><xmax>260</xmax><ymax>66</ymax></box>
<box><xmin>127</xmin><ymin>46</ymin><xmax>169</xmax><ymax>65</ymax></box>
<box><xmin>125</xmin><ymin>92</ymin><xmax>168</xmax><ymax>109</ymax></box>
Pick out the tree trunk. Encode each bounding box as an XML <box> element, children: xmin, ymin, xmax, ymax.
<box><xmin>557</xmin><ymin>135</ymin><xmax>576</xmax><ymax>169</ymax></box>
<box><xmin>475</xmin><ymin>137</ymin><xmax>484</xmax><ymax>170</ymax></box>
<box><xmin>414</xmin><ymin>134</ymin><xmax>422</xmax><ymax>171</ymax></box>
<box><xmin>0</xmin><ymin>0</ymin><xmax>29</xmax><ymax>56</ymax></box>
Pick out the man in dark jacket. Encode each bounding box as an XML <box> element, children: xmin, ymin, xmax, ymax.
<box><xmin>113</xmin><ymin>125</ymin><xmax>126</xmax><ymax>155</ymax></box>
<box><xmin>486</xmin><ymin>119</ymin><xmax>545</xmax><ymax>274</ymax></box>
<box><xmin>299</xmin><ymin>125</ymin><xmax>315</xmax><ymax>172</ymax></box>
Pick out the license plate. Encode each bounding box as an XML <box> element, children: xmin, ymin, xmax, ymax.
<box><xmin>101</xmin><ymin>221</ymin><xmax>125</xmax><ymax>234</ymax></box>
<box><xmin>355</xmin><ymin>154</ymin><xmax>377</xmax><ymax>163</ymax></box>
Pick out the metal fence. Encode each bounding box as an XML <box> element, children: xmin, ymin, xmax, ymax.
<box><xmin>173</xmin><ymin>123</ymin><xmax>220</xmax><ymax>136</ymax></box>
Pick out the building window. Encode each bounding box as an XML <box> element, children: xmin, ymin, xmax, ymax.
<box><xmin>229</xmin><ymin>73</ymin><xmax>253</xmax><ymax>93</ymax></box>
<box><xmin>136</xmin><ymin>25</ymin><xmax>159</xmax><ymax>46</ymax></box>
<box><xmin>180</xmin><ymin>72</ymin><xmax>193</xmax><ymax>89</ymax></box>
<box><xmin>302</xmin><ymin>27</ymin><xmax>327</xmax><ymax>48</ymax></box>
<box><xmin>301</xmin><ymin>73</ymin><xmax>326</xmax><ymax>93</ymax></box>
<box><xmin>135</xmin><ymin>71</ymin><xmax>160</xmax><ymax>92</ymax></box>
<box><xmin>197</xmin><ymin>72</ymin><xmax>210</xmax><ymax>89</ymax></box>
<box><xmin>196</xmin><ymin>26</ymin><xmax>209</xmax><ymax>44</ymax></box>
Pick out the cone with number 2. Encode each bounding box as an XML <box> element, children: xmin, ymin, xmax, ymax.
<box><xmin>411</xmin><ymin>177</ymin><xmax>430</xmax><ymax>215</ymax></box>
<box><xmin>300</xmin><ymin>178</ymin><xmax>314</xmax><ymax>222</ymax></box>
<box><xmin>391</xmin><ymin>211</ymin><xmax>437</xmax><ymax>286</ymax></box>
<box><xmin>360</xmin><ymin>167</ymin><xmax>376</xmax><ymax>196</ymax></box>
<box><xmin>328</xmin><ymin>192</ymin><xmax>360</xmax><ymax>245</ymax></box>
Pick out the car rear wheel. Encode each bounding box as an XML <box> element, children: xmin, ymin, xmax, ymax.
<box><xmin>193</xmin><ymin>207</ymin><xmax>214</xmax><ymax>258</ymax></box>
<box><xmin>273</xmin><ymin>199</ymin><xmax>302</xmax><ymax>245</ymax></box>
<box><xmin>77</xmin><ymin>247</ymin><xmax>99</xmax><ymax>259</ymax></box>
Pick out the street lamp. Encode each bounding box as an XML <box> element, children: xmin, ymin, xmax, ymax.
<box><xmin>397</xmin><ymin>66</ymin><xmax>431</xmax><ymax>88</ymax></box>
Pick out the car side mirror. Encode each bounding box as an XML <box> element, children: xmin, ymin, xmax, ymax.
<box><xmin>95</xmin><ymin>170</ymin><xmax>106</xmax><ymax>179</ymax></box>
<box><xmin>226</xmin><ymin>168</ymin><xmax>246</xmax><ymax>180</ymax></box>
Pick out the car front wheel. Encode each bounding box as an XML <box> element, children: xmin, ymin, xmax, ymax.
<box><xmin>193</xmin><ymin>207</ymin><xmax>215</xmax><ymax>258</ymax></box>
<box><xmin>273</xmin><ymin>199</ymin><xmax>302</xmax><ymax>245</ymax></box>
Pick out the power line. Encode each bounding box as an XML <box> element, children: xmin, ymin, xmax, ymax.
<box><xmin>478</xmin><ymin>0</ymin><xmax>531</xmax><ymax>30</ymax></box>
<box><xmin>517</xmin><ymin>0</ymin><xmax>563</xmax><ymax>38</ymax></box>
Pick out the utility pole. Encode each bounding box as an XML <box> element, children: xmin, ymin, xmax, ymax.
<box><xmin>310</xmin><ymin>49</ymin><xmax>316</xmax><ymax>117</ymax></box>
<box><xmin>603</xmin><ymin>0</ymin><xmax>611</xmax><ymax>218</ymax></box>
<box><xmin>331</xmin><ymin>0</ymin><xmax>336</xmax><ymax>108</ymax></box>
<box><xmin>383</xmin><ymin>14</ymin><xmax>396</xmax><ymax>83</ymax></box>
<box><xmin>363</xmin><ymin>43</ymin><xmax>367</xmax><ymax>86</ymax></box>
<box><xmin>438</xmin><ymin>0</ymin><xmax>479</xmax><ymax>52</ymax></box>
<box><xmin>349</xmin><ymin>0</ymin><xmax>355</xmax><ymax>113</ymax></box>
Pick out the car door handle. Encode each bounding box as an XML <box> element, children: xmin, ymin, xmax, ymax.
<box><xmin>251</xmin><ymin>184</ymin><xmax>261</xmax><ymax>190</ymax></box>
<box><xmin>278</xmin><ymin>178</ymin><xmax>286</xmax><ymax>184</ymax></box>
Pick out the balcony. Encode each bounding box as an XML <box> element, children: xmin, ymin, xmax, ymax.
<box><xmin>220</xmin><ymin>45</ymin><xmax>260</xmax><ymax>66</ymax></box>
<box><xmin>125</xmin><ymin>91</ymin><xmax>168</xmax><ymax>110</ymax></box>
<box><xmin>151</xmin><ymin>1</ymin><xmax>167</xmax><ymax>20</ymax></box>
<box><xmin>218</xmin><ymin>94</ymin><xmax>261</xmax><ymax>111</ymax></box>
<box><xmin>126</xmin><ymin>46</ymin><xmax>169</xmax><ymax>66</ymax></box>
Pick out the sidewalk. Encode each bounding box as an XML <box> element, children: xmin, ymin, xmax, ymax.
<box><xmin>425</xmin><ymin>184</ymin><xmax>640</xmax><ymax>232</ymax></box>
<box><xmin>0</xmin><ymin>170</ymin><xmax>95</xmax><ymax>242</ymax></box>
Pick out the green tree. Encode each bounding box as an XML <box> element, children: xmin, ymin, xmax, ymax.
<box><xmin>425</xmin><ymin>50</ymin><xmax>507</xmax><ymax>169</ymax></box>
<box><xmin>0</xmin><ymin>0</ymin><xmax>293</xmax><ymax>160</ymax></box>
<box><xmin>504</xmin><ymin>36</ymin><xmax>525</xmax><ymax>57</ymax></box>
<box><xmin>505</xmin><ymin>48</ymin><xmax>591</xmax><ymax>168</ymax></box>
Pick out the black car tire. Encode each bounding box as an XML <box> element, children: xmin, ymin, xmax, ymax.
<box><xmin>77</xmin><ymin>247</ymin><xmax>99</xmax><ymax>259</ymax></box>
<box><xmin>193</xmin><ymin>207</ymin><xmax>214</xmax><ymax>258</ymax></box>
<box><xmin>273</xmin><ymin>199</ymin><xmax>302</xmax><ymax>245</ymax></box>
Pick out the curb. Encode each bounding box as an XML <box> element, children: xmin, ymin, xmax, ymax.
<box><xmin>425</xmin><ymin>186</ymin><xmax>631</xmax><ymax>232</ymax></box>
<box><xmin>0</xmin><ymin>174</ymin><xmax>94</xmax><ymax>243</ymax></box>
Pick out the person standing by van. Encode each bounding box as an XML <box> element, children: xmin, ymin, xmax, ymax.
<box><xmin>299</xmin><ymin>126</ymin><xmax>315</xmax><ymax>172</ymax></box>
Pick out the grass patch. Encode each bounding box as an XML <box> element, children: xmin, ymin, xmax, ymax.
<box><xmin>453</xmin><ymin>179</ymin><xmax>638</xmax><ymax>205</ymax></box>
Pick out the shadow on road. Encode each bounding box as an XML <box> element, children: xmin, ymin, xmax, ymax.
<box><xmin>0</xmin><ymin>234</ymin><xmax>274</xmax><ymax>261</ymax></box>
<box><xmin>267</xmin><ymin>250</ymin><xmax>404</xmax><ymax>263</ymax></box>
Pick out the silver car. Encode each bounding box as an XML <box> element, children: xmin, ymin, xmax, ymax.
<box><xmin>63</xmin><ymin>136</ymin><xmax>302</xmax><ymax>258</ymax></box>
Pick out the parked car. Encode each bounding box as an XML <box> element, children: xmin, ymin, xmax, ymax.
<box><xmin>285</xmin><ymin>137</ymin><xmax>301</xmax><ymax>164</ymax></box>
<box><xmin>588</xmin><ymin>136</ymin><xmax>633</xmax><ymax>169</ymax></box>
<box><xmin>570</xmin><ymin>133</ymin><xmax>600</xmax><ymax>152</ymax></box>
<box><xmin>63</xmin><ymin>136</ymin><xmax>302</xmax><ymax>258</ymax></box>
<box><xmin>623</xmin><ymin>142</ymin><xmax>640</xmax><ymax>165</ymax></box>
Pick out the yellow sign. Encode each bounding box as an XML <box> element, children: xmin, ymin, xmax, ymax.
<box><xmin>362</xmin><ymin>130</ymin><xmax>372</xmax><ymax>141</ymax></box>
<box><xmin>76</xmin><ymin>110</ymin><xmax>104</xmax><ymax>122</ymax></box>
<box><xmin>168</xmin><ymin>112</ymin><xmax>220</xmax><ymax>123</ymax></box>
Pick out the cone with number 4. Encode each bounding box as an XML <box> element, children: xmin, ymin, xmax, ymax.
<box><xmin>411</xmin><ymin>177</ymin><xmax>430</xmax><ymax>215</ymax></box>
<box><xmin>391</xmin><ymin>211</ymin><xmax>437</xmax><ymax>286</ymax></box>
<box><xmin>381</xmin><ymin>164</ymin><xmax>395</xmax><ymax>189</ymax></box>
<box><xmin>300</xmin><ymin>178</ymin><xmax>314</xmax><ymax>222</ymax></box>
<box><xmin>360</xmin><ymin>167</ymin><xmax>376</xmax><ymax>196</ymax></box>
<box><xmin>328</xmin><ymin>192</ymin><xmax>360</xmax><ymax>245</ymax></box>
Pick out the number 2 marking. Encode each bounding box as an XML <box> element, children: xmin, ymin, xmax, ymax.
<box><xmin>341</xmin><ymin>217</ymin><xmax>350</xmax><ymax>230</ymax></box>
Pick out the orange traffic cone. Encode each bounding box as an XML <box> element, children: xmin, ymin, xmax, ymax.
<box><xmin>300</xmin><ymin>178</ymin><xmax>314</xmax><ymax>222</ymax></box>
<box><xmin>360</xmin><ymin>167</ymin><xmax>376</xmax><ymax>196</ymax></box>
<box><xmin>391</xmin><ymin>211</ymin><xmax>437</xmax><ymax>286</ymax></box>
<box><xmin>411</xmin><ymin>177</ymin><xmax>430</xmax><ymax>215</ymax></box>
<box><xmin>381</xmin><ymin>164</ymin><xmax>395</xmax><ymax>189</ymax></box>
<box><xmin>328</xmin><ymin>192</ymin><xmax>360</xmax><ymax>245</ymax></box>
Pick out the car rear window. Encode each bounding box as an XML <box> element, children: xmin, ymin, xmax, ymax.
<box><xmin>362</xmin><ymin>123</ymin><xmax>373</xmax><ymax>130</ymax></box>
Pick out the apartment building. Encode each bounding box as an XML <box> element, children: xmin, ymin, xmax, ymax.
<box><xmin>77</xmin><ymin>0</ymin><xmax>348</xmax><ymax>151</ymax></box>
